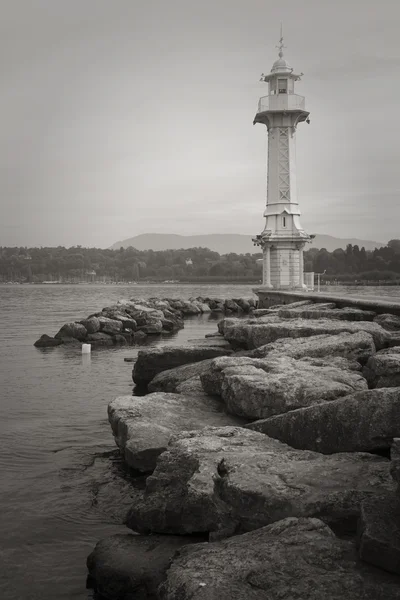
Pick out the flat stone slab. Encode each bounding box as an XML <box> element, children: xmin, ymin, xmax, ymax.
<box><xmin>133</xmin><ymin>345</ymin><xmax>232</xmax><ymax>386</ymax></box>
<box><xmin>126</xmin><ymin>426</ymin><xmax>394</xmax><ymax>537</ymax></box>
<box><xmin>222</xmin><ymin>316</ymin><xmax>390</xmax><ymax>350</ymax></box>
<box><xmin>160</xmin><ymin>517</ymin><xmax>400</xmax><ymax>600</ymax></box>
<box><xmin>358</xmin><ymin>492</ymin><xmax>400</xmax><ymax>576</ymax></box>
<box><xmin>247</xmin><ymin>388</ymin><xmax>400</xmax><ymax>453</ymax></box>
<box><xmin>200</xmin><ymin>355</ymin><xmax>367</xmax><ymax>419</ymax></box>
<box><xmin>248</xmin><ymin>330</ymin><xmax>376</xmax><ymax>364</ymax></box>
<box><xmin>87</xmin><ymin>533</ymin><xmax>205</xmax><ymax>600</ymax></box>
<box><xmin>108</xmin><ymin>394</ymin><xmax>242</xmax><ymax>472</ymax></box>
<box><xmin>374</xmin><ymin>314</ymin><xmax>400</xmax><ymax>331</ymax></box>
<box><xmin>276</xmin><ymin>307</ymin><xmax>376</xmax><ymax>321</ymax></box>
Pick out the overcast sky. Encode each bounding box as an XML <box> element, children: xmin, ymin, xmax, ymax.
<box><xmin>1</xmin><ymin>0</ymin><xmax>399</xmax><ymax>248</ymax></box>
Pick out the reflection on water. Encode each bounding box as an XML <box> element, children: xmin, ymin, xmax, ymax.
<box><xmin>0</xmin><ymin>283</ymin><xmax>398</xmax><ymax>600</ymax></box>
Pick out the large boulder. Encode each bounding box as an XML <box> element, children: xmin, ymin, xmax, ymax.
<box><xmin>97</xmin><ymin>316</ymin><xmax>123</xmax><ymax>335</ymax></box>
<box><xmin>34</xmin><ymin>334</ymin><xmax>63</xmax><ymax>347</ymax></box>
<box><xmin>79</xmin><ymin>316</ymin><xmax>101</xmax><ymax>334</ymax></box>
<box><xmin>200</xmin><ymin>355</ymin><xmax>367</xmax><ymax>419</ymax></box>
<box><xmin>159</xmin><ymin>517</ymin><xmax>400</xmax><ymax>600</ymax></box>
<box><xmin>391</xmin><ymin>438</ymin><xmax>400</xmax><ymax>485</ymax></box>
<box><xmin>221</xmin><ymin>316</ymin><xmax>390</xmax><ymax>350</ymax></box>
<box><xmin>148</xmin><ymin>359</ymin><xmax>215</xmax><ymax>393</ymax></box>
<box><xmin>87</xmin><ymin>332</ymin><xmax>114</xmax><ymax>346</ymax></box>
<box><xmin>247</xmin><ymin>388</ymin><xmax>400</xmax><ymax>454</ymax></box>
<box><xmin>55</xmin><ymin>321</ymin><xmax>87</xmax><ymax>341</ymax></box>
<box><xmin>357</xmin><ymin>492</ymin><xmax>400</xmax><ymax>576</ymax></box>
<box><xmin>374</xmin><ymin>313</ymin><xmax>400</xmax><ymax>332</ymax></box>
<box><xmin>248</xmin><ymin>330</ymin><xmax>376</xmax><ymax>364</ymax></box>
<box><xmin>276</xmin><ymin>307</ymin><xmax>376</xmax><ymax>321</ymax></box>
<box><xmin>138</xmin><ymin>318</ymin><xmax>163</xmax><ymax>335</ymax></box>
<box><xmin>126</xmin><ymin>426</ymin><xmax>394</xmax><ymax>537</ymax></box>
<box><xmin>133</xmin><ymin>345</ymin><xmax>232</xmax><ymax>386</ymax></box>
<box><xmin>87</xmin><ymin>533</ymin><xmax>205</xmax><ymax>600</ymax></box>
<box><xmin>108</xmin><ymin>394</ymin><xmax>242</xmax><ymax>472</ymax></box>
<box><xmin>363</xmin><ymin>348</ymin><xmax>400</xmax><ymax>388</ymax></box>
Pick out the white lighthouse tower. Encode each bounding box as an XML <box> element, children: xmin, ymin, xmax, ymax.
<box><xmin>253</xmin><ymin>33</ymin><xmax>310</xmax><ymax>289</ymax></box>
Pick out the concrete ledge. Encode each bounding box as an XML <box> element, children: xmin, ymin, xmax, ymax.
<box><xmin>254</xmin><ymin>288</ymin><xmax>400</xmax><ymax>316</ymax></box>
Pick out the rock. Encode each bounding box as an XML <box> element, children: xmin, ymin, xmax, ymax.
<box><xmin>108</xmin><ymin>394</ymin><xmax>242</xmax><ymax>472</ymax></box>
<box><xmin>160</xmin><ymin>517</ymin><xmax>400</xmax><ymax>600</ymax></box>
<box><xmin>79</xmin><ymin>316</ymin><xmax>101</xmax><ymax>334</ymax></box>
<box><xmin>277</xmin><ymin>307</ymin><xmax>376</xmax><ymax>321</ymax></box>
<box><xmin>119</xmin><ymin>317</ymin><xmax>137</xmax><ymax>331</ymax></box>
<box><xmin>222</xmin><ymin>316</ymin><xmax>390</xmax><ymax>350</ymax></box>
<box><xmin>98</xmin><ymin>317</ymin><xmax>123</xmax><ymax>335</ymax></box>
<box><xmin>224</xmin><ymin>299</ymin><xmax>241</xmax><ymax>312</ymax></box>
<box><xmin>180</xmin><ymin>301</ymin><xmax>201</xmax><ymax>315</ymax></box>
<box><xmin>33</xmin><ymin>334</ymin><xmax>63</xmax><ymax>347</ymax></box>
<box><xmin>374</xmin><ymin>314</ymin><xmax>400</xmax><ymax>332</ymax></box>
<box><xmin>200</xmin><ymin>355</ymin><xmax>367</xmax><ymax>419</ymax></box>
<box><xmin>357</xmin><ymin>492</ymin><xmax>400</xmax><ymax>576</ymax></box>
<box><xmin>138</xmin><ymin>318</ymin><xmax>163</xmax><ymax>335</ymax></box>
<box><xmin>234</xmin><ymin>297</ymin><xmax>251</xmax><ymax>312</ymax></box>
<box><xmin>198</xmin><ymin>303</ymin><xmax>211</xmax><ymax>313</ymax></box>
<box><xmin>113</xmin><ymin>334</ymin><xmax>128</xmax><ymax>345</ymax></box>
<box><xmin>132</xmin><ymin>331</ymin><xmax>147</xmax><ymax>345</ymax></box>
<box><xmin>126</xmin><ymin>426</ymin><xmax>394</xmax><ymax>536</ymax></box>
<box><xmin>55</xmin><ymin>321</ymin><xmax>87</xmax><ymax>341</ymax></box>
<box><xmin>363</xmin><ymin>350</ymin><xmax>400</xmax><ymax>388</ymax></box>
<box><xmin>148</xmin><ymin>359</ymin><xmax>216</xmax><ymax>393</ymax></box>
<box><xmin>133</xmin><ymin>345</ymin><xmax>233</xmax><ymax>386</ymax></box>
<box><xmin>247</xmin><ymin>388</ymin><xmax>400</xmax><ymax>454</ymax></box>
<box><xmin>248</xmin><ymin>331</ymin><xmax>376</xmax><ymax>364</ymax></box>
<box><xmin>390</xmin><ymin>438</ymin><xmax>400</xmax><ymax>485</ymax></box>
<box><xmin>87</xmin><ymin>332</ymin><xmax>114</xmax><ymax>346</ymax></box>
<box><xmin>87</xmin><ymin>533</ymin><xmax>205</xmax><ymax>600</ymax></box>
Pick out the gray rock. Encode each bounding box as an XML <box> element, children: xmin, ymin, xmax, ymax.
<box><xmin>132</xmin><ymin>330</ymin><xmax>147</xmax><ymax>345</ymax></box>
<box><xmin>374</xmin><ymin>314</ymin><xmax>400</xmax><ymax>332</ymax></box>
<box><xmin>138</xmin><ymin>318</ymin><xmax>163</xmax><ymax>335</ymax></box>
<box><xmin>87</xmin><ymin>533</ymin><xmax>204</xmax><ymax>600</ymax></box>
<box><xmin>148</xmin><ymin>359</ymin><xmax>215</xmax><ymax>393</ymax></box>
<box><xmin>98</xmin><ymin>316</ymin><xmax>123</xmax><ymax>335</ymax></box>
<box><xmin>247</xmin><ymin>388</ymin><xmax>400</xmax><ymax>453</ymax></box>
<box><xmin>357</xmin><ymin>492</ymin><xmax>400</xmax><ymax>576</ymax></box>
<box><xmin>108</xmin><ymin>394</ymin><xmax>242</xmax><ymax>472</ymax></box>
<box><xmin>200</xmin><ymin>355</ymin><xmax>367</xmax><ymax>419</ymax></box>
<box><xmin>33</xmin><ymin>334</ymin><xmax>63</xmax><ymax>347</ymax></box>
<box><xmin>363</xmin><ymin>350</ymin><xmax>400</xmax><ymax>388</ymax></box>
<box><xmin>277</xmin><ymin>307</ymin><xmax>376</xmax><ymax>321</ymax></box>
<box><xmin>79</xmin><ymin>316</ymin><xmax>101</xmax><ymax>334</ymax></box>
<box><xmin>87</xmin><ymin>332</ymin><xmax>114</xmax><ymax>346</ymax></box>
<box><xmin>126</xmin><ymin>426</ymin><xmax>394</xmax><ymax>536</ymax></box>
<box><xmin>160</xmin><ymin>517</ymin><xmax>400</xmax><ymax>600</ymax></box>
<box><xmin>133</xmin><ymin>345</ymin><xmax>232</xmax><ymax>386</ymax></box>
<box><xmin>55</xmin><ymin>321</ymin><xmax>88</xmax><ymax>341</ymax></box>
<box><xmin>390</xmin><ymin>438</ymin><xmax>400</xmax><ymax>485</ymax></box>
<box><xmin>249</xmin><ymin>331</ymin><xmax>376</xmax><ymax>364</ymax></box>
<box><xmin>222</xmin><ymin>316</ymin><xmax>390</xmax><ymax>350</ymax></box>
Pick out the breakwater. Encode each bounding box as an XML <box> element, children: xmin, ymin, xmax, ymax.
<box><xmin>86</xmin><ymin>295</ymin><xmax>400</xmax><ymax>599</ymax></box>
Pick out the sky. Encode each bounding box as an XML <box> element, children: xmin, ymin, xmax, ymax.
<box><xmin>0</xmin><ymin>0</ymin><xmax>399</xmax><ymax>248</ymax></box>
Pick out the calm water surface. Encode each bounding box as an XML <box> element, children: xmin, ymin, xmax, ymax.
<box><xmin>0</xmin><ymin>283</ymin><xmax>399</xmax><ymax>600</ymax></box>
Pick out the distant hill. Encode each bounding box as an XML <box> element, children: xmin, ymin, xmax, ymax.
<box><xmin>110</xmin><ymin>233</ymin><xmax>385</xmax><ymax>254</ymax></box>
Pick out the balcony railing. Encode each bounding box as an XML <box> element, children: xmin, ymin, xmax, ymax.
<box><xmin>257</xmin><ymin>94</ymin><xmax>305</xmax><ymax>113</ymax></box>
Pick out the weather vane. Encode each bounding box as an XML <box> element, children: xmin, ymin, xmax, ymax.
<box><xmin>276</xmin><ymin>23</ymin><xmax>286</xmax><ymax>57</ymax></box>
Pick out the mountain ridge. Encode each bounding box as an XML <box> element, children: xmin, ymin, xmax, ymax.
<box><xmin>110</xmin><ymin>233</ymin><xmax>385</xmax><ymax>254</ymax></box>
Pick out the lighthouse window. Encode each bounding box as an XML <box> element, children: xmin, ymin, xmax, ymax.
<box><xmin>278</xmin><ymin>79</ymin><xmax>287</xmax><ymax>94</ymax></box>
<box><xmin>283</xmin><ymin>216</ymin><xmax>286</xmax><ymax>228</ymax></box>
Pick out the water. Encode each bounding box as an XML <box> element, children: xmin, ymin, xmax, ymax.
<box><xmin>0</xmin><ymin>283</ymin><xmax>399</xmax><ymax>600</ymax></box>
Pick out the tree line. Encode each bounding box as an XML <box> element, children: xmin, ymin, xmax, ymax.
<box><xmin>0</xmin><ymin>240</ymin><xmax>399</xmax><ymax>284</ymax></box>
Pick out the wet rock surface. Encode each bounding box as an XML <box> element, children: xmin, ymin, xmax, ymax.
<box><xmin>247</xmin><ymin>388</ymin><xmax>400</xmax><ymax>453</ymax></box>
<box><xmin>87</xmin><ymin>533</ymin><xmax>205</xmax><ymax>600</ymax></box>
<box><xmin>126</xmin><ymin>426</ymin><xmax>394</xmax><ymax>536</ymax></box>
<box><xmin>160</xmin><ymin>517</ymin><xmax>400</xmax><ymax>600</ymax></box>
<box><xmin>363</xmin><ymin>349</ymin><xmax>400</xmax><ymax>388</ymax></box>
<box><xmin>147</xmin><ymin>359</ymin><xmax>216</xmax><ymax>393</ymax></box>
<box><xmin>108</xmin><ymin>394</ymin><xmax>243</xmax><ymax>472</ymax></box>
<box><xmin>200</xmin><ymin>354</ymin><xmax>367</xmax><ymax>419</ymax></box>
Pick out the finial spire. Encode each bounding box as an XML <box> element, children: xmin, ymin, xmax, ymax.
<box><xmin>276</xmin><ymin>22</ymin><xmax>286</xmax><ymax>58</ymax></box>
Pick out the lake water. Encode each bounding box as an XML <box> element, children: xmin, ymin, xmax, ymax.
<box><xmin>1</xmin><ymin>283</ymin><xmax>399</xmax><ymax>600</ymax></box>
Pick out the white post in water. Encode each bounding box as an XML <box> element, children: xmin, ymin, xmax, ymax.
<box><xmin>253</xmin><ymin>28</ymin><xmax>311</xmax><ymax>289</ymax></box>
<box><xmin>82</xmin><ymin>343</ymin><xmax>91</xmax><ymax>354</ymax></box>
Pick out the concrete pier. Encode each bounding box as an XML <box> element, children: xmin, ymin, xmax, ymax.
<box><xmin>254</xmin><ymin>288</ymin><xmax>400</xmax><ymax>316</ymax></box>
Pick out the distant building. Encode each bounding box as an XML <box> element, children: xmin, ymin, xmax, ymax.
<box><xmin>253</xmin><ymin>31</ymin><xmax>310</xmax><ymax>289</ymax></box>
<box><xmin>185</xmin><ymin>258</ymin><xmax>193</xmax><ymax>266</ymax></box>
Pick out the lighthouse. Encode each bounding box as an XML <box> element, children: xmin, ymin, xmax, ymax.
<box><xmin>253</xmin><ymin>33</ymin><xmax>310</xmax><ymax>289</ymax></box>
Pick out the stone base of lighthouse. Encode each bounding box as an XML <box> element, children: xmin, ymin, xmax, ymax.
<box><xmin>261</xmin><ymin>241</ymin><xmax>307</xmax><ymax>290</ymax></box>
